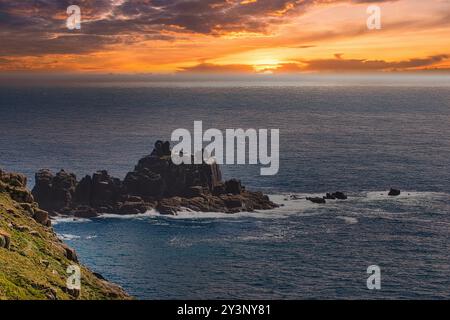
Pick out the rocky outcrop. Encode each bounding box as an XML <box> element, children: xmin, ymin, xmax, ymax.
<box><xmin>0</xmin><ymin>170</ymin><xmax>34</xmax><ymax>204</ymax></box>
<box><xmin>306</xmin><ymin>197</ymin><xmax>326</xmax><ymax>204</ymax></box>
<box><xmin>305</xmin><ymin>191</ymin><xmax>348</xmax><ymax>204</ymax></box>
<box><xmin>0</xmin><ymin>168</ymin><xmax>131</xmax><ymax>300</ymax></box>
<box><xmin>32</xmin><ymin>140</ymin><xmax>278</xmax><ymax>217</ymax></box>
<box><xmin>388</xmin><ymin>188</ymin><xmax>401</xmax><ymax>196</ymax></box>
<box><xmin>330</xmin><ymin>192</ymin><xmax>348</xmax><ymax>200</ymax></box>
<box><xmin>1</xmin><ymin>169</ymin><xmax>51</xmax><ymax>227</ymax></box>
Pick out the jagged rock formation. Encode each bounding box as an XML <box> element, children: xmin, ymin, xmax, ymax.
<box><xmin>306</xmin><ymin>197</ymin><xmax>327</xmax><ymax>204</ymax></box>
<box><xmin>0</xmin><ymin>168</ymin><xmax>131</xmax><ymax>300</ymax></box>
<box><xmin>1</xmin><ymin>169</ymin><xmax>51</xmax><ymax>227</ymax></box>
<box><xmin>32</xmin><ymin>141</ymin><xmax>278</xmax><ymax>217</ymax></box>
<box><xmin>305</xmin><ymin>191</ymin><xmax>348</xmax><ymax>204</ymax></box>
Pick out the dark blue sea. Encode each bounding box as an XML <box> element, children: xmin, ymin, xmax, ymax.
<box><xmin>1</xmin><ymin>76</ymin><xmax>449</xmax><ymax>299</ymax></box>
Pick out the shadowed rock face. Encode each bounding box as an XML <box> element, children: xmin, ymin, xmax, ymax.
<box><xmin>32</xmin><ymin>140</ymin><xmax>278</xmax><ymax>216</ymax></box>
<box><xmin>1</xmin><ymin>169</ymin><xmax>51</xmax><ymax>227</ymax></box>
<box><xmin>32</xmin><ymin>169</ymin><xmax>77</xmax><ymax>214</ymax></box>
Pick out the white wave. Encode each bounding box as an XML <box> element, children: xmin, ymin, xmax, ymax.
<box><xmin>97</xmin><ymin>209</ymin><xmax>160</xmax><ymax>219</ymax></box>
<box><xmin>51</xmin><ymin>216</ymin><xmax>91</xmax><ymax>225</ymax></box>
<box><xmin>150</xmin><ymin>209</ymin><xmax>276</xmax><ymax>220</ymax></box>
<box><xmin>336</xmin><ymin>216</ymin><xmax>358</xmax><ymax>224</ymax></box>
<box><xmin>49</xmin><ymin>192</ymin><xmax>329</xmax><ymax>223</ymax></box>
<box><xmin>364</xmin><ymin>191</ymin><xmax>448</xmax><ymax>200</ymax></box>
<box><xmin>50</xmin><ymin>191</ymin><xmax>449</xmax><ymax>223</ymax></box>
<box><xmin>57</xmin><ymin>233</ymin><xmax>98</xmax><ymax>241</ymax></box>
<box><xmin>57</xmin><ymin>233</ymin><xmax>81</xmax><ymax>241</ymax></box>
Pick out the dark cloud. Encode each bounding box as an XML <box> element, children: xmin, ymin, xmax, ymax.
<box><xmin>0</xmin><ymin>0</ymin><xmax>398</xmax><ymax>57</ymax></box>
<box><xmin>301</xmin><ymin>55</ymin><xmax>450</xmax><ymax>72</ymax></box>
<box><xmin>0</xmin><ymin>0</ymin><xmax>118</xmax><ymax>56</ymax></box>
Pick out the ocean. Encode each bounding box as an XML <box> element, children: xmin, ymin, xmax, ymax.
<box><xmin>1</xmin><ymin>76</ymin><xmax>449</xmax><ymax>299</ymax></box>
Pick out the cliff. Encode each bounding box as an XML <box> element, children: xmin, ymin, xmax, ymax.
<box><xmin>0</xmin><ymin>169</ymin><xmax>130</xmax><ymax>300</ymax></box>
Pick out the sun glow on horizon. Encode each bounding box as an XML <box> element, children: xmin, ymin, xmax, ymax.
<box><xmin>0</xmin><ymin>0</ymin><xmax>449</xmax><ymax>74</ymax></box>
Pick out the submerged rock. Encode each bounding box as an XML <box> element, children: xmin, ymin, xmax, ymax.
<box><xmin>324</xmin><ymin>193</ymin><xmax>336</xmax><ymax>200</ymax></box>
<box><xmin>306</xmin><ymin>197</ymin><xmax>326</xmax><ymax>204</ymax></box>
<box><xmin>332</xmin><ymin>192</ymin><xmax>348</xmax><ymax>200</ymax></box>
<box><xmin>1</xmin><ymin>169</ymin><xmax>49</xmax><ymax>226</ymax></box>
<box><xmin>33</xmin><ymin>208</ymin><xmax>51</xmax><ymax>227</ymax></box>
<box><xmin>322</xmin><ymin>192</ymin><xmax>348</xmax><ymax>200</ymax></box>
<box><xmin>61</xmin><ymin>243</ymin><xmax>78</xmax><ymax>263</ymax></box>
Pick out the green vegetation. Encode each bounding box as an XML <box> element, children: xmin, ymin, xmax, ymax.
<box><xmin>0</xmin><ymin>172</ymin><xmax>131</xmax><ymax>300</ymax></box>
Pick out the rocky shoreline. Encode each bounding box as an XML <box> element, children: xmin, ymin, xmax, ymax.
<box><xmin>0</xmin><ymin>168</ymin><xmax>130</xmax><ymax>299</ymax></box>
<box><xmin>32</xmin><ymin>140</ymin><xmax>279</xmax><ymax>218</ymax></box>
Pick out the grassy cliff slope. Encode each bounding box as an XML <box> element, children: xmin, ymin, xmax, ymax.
<box><xmin>0</xmin><ymin>169</ymin><xmax>131</xmax><ymax>300</ymax></box>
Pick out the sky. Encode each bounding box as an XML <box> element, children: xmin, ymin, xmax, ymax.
<box><xmin>0</xmin><ymin>0</ymin><xmax>449</xmax><ymax>74</ymax></box>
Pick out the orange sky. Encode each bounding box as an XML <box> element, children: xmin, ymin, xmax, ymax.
<box><xmin>0</xmin><ymin>0</ymin><xmax>449</xmax><ymax>73</ymax></box>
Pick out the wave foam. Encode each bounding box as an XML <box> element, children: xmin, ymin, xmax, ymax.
<box><xmin>57</xmin><ymin>233</ymin><xmax>81</xmax><ymax>241</ymax></box>
<box><xmin>50</xmin><ymin>191</ymin><xmax>449</xmax><ymax>223</ymax></box>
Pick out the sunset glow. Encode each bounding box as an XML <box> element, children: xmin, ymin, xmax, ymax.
<box><xmin>0</xmin><ymin>0</ymin><xmax>449</xmax><ymax>73</ymax></box>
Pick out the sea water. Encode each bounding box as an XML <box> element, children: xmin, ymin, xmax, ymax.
<box><xmin>1</xmin><ymin>77</ymin><xmax>449</xmax><ymax>299</ymax></box>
